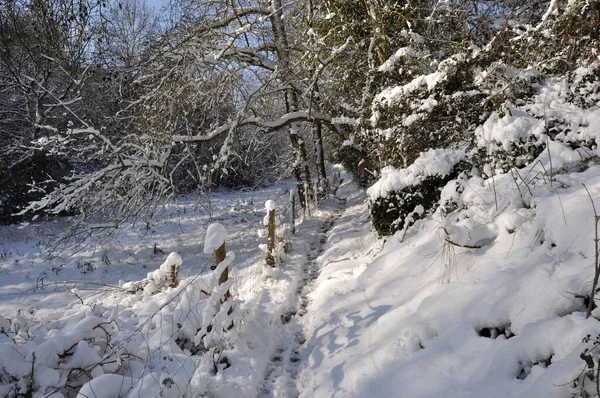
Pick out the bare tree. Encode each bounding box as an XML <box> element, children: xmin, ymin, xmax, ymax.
<box><xmin>97</xmin><ymin>0</ymin><xmax>160</xmax><ymax>69</ymax></box>
<box><xmin>0</xmin><ymin>0</ymin><xmax>107</xmax><ymax>223</ymax></box>
<box><xmin>11</xmin><ymin>0</ymin><xmax>366</xmax><ymax>231</ymax></box>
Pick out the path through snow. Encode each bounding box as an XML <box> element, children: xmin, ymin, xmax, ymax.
<box><xmin>260</xmin><ymin>197</ymin><xmax>347</xmax><ymax>398</ymax></box>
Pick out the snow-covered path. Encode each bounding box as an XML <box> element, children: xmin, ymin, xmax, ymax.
<box><xmin>260</xmin><ymin>197</ymin><xmax>347</xmax><ymax>398</ymax></box>
<box><xmin>295</xmin><ymin>185</ymin><xmax>379</xmax><ymax>398</ymax></box>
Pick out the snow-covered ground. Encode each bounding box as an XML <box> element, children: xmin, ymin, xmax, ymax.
<box><xmin>4</xmin><ymin>158</ymin><xmax>600</xmax><ymax>397</ymax></box>
<box><xmin>299</xmin><ymin>169</ymin><xmax>600</xmax><ymax>397</ymax></box>
<box><xmin>0</xmin><ymin>183</ymin><xmax>319</xmax><ymax>397</ymax></box>
<box><xmin>0</xmin><ymin>185</ymin><xmax>291</xmax><ymax>320</ymax></box>
<box><xmin>0</xmin><ymin>179</ymin><xmax>352</xmax><ymax>398</ymax></box>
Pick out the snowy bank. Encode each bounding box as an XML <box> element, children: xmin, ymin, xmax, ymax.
<box><xmin>300</xmin><ymin>167</ymin><xmax>600</xmax><ymax>397</ymax></box>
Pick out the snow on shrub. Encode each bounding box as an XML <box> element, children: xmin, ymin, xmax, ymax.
<box><xmin>370</xmin><ymin>61</ymin><xmax>600</xmax><ymax>236</ymax></box>
<box><xmin>365</xmin><ymin>47</ymin><xmax>488</xmax><ymax>173</ymax></box>
<box><xmin>368</xmin><ymin>149</ymin><xmax>466</xmax><ymax>200</ymax></box>
<box><xmin>368</xmin><ymin>148</ymin><xmax>465</xmax><ymax>236</ymax></box>
<box><xmin>123</xmin><ymin>252</ymin><xmax>182</xmax><ymax>294</ymax></box>
<box><xmin>471</xmin><ymin>66</ymin><xmax>600</xmax><ymax>180</ymax></box>
<box><xmin>370</xmin><ymin>62</ymin><xmax>600</xmax><ymax>238</ymax></box>
<box><xmin>0</xmin><ymin>242</ymin><xmax>247</xmax><ymax>398</ymax></box>
<box><xmin>374</xmin><ymin>54</ymin><xmax>465</xmax><ymax>108</ymax></box>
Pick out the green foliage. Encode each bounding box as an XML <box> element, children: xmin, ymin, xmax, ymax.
<box><xmin>371</xmin><ymin>171</ymin><xmax>460</xmax><ymax>237</ymax></box>
<box><xmin>334</xmin><ymin>145</ymin><xmax>365</xmax><ymax>178</ymax></box>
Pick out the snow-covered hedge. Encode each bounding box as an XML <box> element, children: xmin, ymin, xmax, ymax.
<box><xmin>367</xmin><ymin>57</ymin><xmax>600</xmax><ymax>236</ymax></box>
<box><xmin>368</xmin><ymin>149</ymin><xmax>465</xmax><ymax>236</ymax></box>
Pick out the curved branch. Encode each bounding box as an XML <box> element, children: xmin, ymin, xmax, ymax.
<box><xmin>172</xmin><ymin>111</ymin><xmax>337</xmax><ymax>143</ymax></box>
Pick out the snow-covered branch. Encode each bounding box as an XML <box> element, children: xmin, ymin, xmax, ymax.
<box><xmin>173</xmin><ymin>111</ymin><xmax>335</xmax><ymax>143</ymax></box>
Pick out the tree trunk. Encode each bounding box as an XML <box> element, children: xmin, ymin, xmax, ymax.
<box><xmin>27</xmin><ymin>85</ymin><xmax>42</xmax><ymax>140</ymax></box>
<box><xmin>313</xmin><ymin>122</ymin><xmax>327</xmax><ymax>197</ymax></box>
<box><xmin>290</xmin><ymin>126</ymin><xmax>309</xmax><ymax>208</ymax></box>
<box><xmin>270</xmin><ymin>0</ymin><xmax>312</xmax><ymax>208</ymax></box>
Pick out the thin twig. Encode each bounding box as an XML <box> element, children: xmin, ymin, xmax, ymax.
<box><xmin>547</xmin><ymin>135</ymin><xmax>553</xmax><ymax>188</ymax></box>
<box><xmin>583</xmin><ymin>183</ymin><xmax>599</xmax><ymax>318</ymax></box>
<box><xmin>556</xmin><ymin>192</ymin><xmax>567</xmax><ymax>227</ymax></box>
<box><xmin>492</xmin><ymin>172</ymin><xmax>499</xmax><ymax>212</ymax></box>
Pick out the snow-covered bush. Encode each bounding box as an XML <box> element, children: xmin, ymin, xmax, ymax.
<box><xmin>123</xmin><ymin>252</ymin><xmax>183</xmax><ymax>294</ymax></box>
<box><xmin>0</xmin><ymin>234</ymin><xmax>247</xmax><ymax>398</ymax></box>
<box><xmin>0</xmin><ymin>304</ymin><xmax>120</xmax><ymax>397</ymax></box>
<box><xmin>574</xmin><ymin>333</ymin><xmax>600</xmax><ymax>397</ymax></box>
<box><xmin>362</xmin><ymin>0</ymin><xmax>600</xmax><ymax>236</ymax></box>
<box><xmin>368</xmin><ymin>149</ymin><xmax>465</xmax><ymax>236</ymax></box>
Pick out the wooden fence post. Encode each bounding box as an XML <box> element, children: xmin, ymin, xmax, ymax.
<box><xmin>204</xmin><ymin>223</ymin><xmax>230</xmax><ymax>299</ymax></box>
<box><xmin>204</xmin><ymin>223</ymin><xmax>233</xmax><ymax>331</ymax></box>
<box><xmin>169</xmin><ymin>263</ymin><xmax>179</xmax><ymax>288</ymax></box>
<box><xmin>215</xmin><ymin>241</ymin><xmax>233</xmax><ymax>330</ymax></box>
<box><xmin>266</xmin><ymin>201</ymin><xmax>276</xmax><ymax>266</ymax></box>
<box><xmin>214</xmin><ymin>242</ymin><xmax>230</xmax><ymax>299</ymax></box>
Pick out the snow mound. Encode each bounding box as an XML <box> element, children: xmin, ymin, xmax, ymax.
<box><xmin>367</xmin><ymin>148</ymin><xmax>465</xmax><ymax>200</ymax></box>
<box><xmin>204</xmin><ymin>223</ymin><xmax>227</xmax><ymax>253</ymax></box>
<box><xmin>146</xmin><ymin>252</ymin><xmax>182</xmax><ymax>285</ymax></box>
<box><xmin>76</xmin><ymin>374</ymin><xmax>134</xmax><ymax>398</ymax></box>
<box><xmin>301</xmin><ymin>162</ymin><xmax>600</xmax><ymax>398</ymax></box>
<box><xmin>265</xmin><ymin>199</ymin><xmax>276</xmax><ymax>211</ymax></box>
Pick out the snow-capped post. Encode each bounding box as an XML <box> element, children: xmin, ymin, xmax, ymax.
<box><xmin>204</xmin><ymin>223</ymin><xmax>230</xmax><ymax>298</ymax></box>
<box><xmin>133</xmin><ymin>252</ymin><xmax>182</xmax><ymax>295</ymax></box>
<box><xmin>265</xmin><ymin>200</ymin><xmax>277</xmax><ymax>267</ymax></box>
<box><xmin>169</xmin><ymin>255</ymin><xmax>180</xmax><ymax>288</ymax></box>
<box><xmin>290</xmin><ymin>189</ymin><xmax>296</xmax><ymax>235</ymax></box>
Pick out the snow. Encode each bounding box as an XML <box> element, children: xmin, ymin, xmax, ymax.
<box><xmin>296</xmin><ymin>166</ymin><xmax>600</xmax><ymax>397</ymax></box>
<box><xmin>76</xmin><ymin>374</ymin><xmax>134</xmax><ymax>398</ymax></box>
<box><xmin>265</xmin><ymin>200</ymin><xmax>276</xmax><ymax>211</ymax></box>
<box><xmin>367</xmin><ymin>148</ymin><xmax>465</xmax><ymax>200</ymax></box>
<box><xmin>292</xmin><ymin>74</ymin><xmax>600</xmax><ymax>397</ymax></box>
<box><xmin>378</xmin><ymin>46</ymin><xmax>420</xmax><ymax>72</ymax></box>
<box><xmin>146</xmin><ymin>251</ymin><xmax>182</xmax><ymax>284</ymax></box>
<box><xmin>5</xmin><ymin>92</ymin><xmax>600</xmax><ymax>398</ymax></box>
<box><xmin>477</xmin><ymin>107</ymin><xmax>545</xmax><ymax>152</ymax></box>
<box><xmin>418</xmin><ymin>97</ymin><xmax>438</xmax><ymax>111</ymax></box>
<box><xmin>331</xmin><ymin>116</ymin><xmax>360</xmax><ymax>126</ymax></box>
<box><xmin>375</xmin><ymin>71</ymin><xmax>439</xmax><ymax>105</ymax></box>
<box><xmin>0</xmin><ymin>184</ymin><xmax>304</xmax><ymax>396</ymax></box>
<box><xmin>204</xmin><ymin>223</ymin><xmax>227</xmax><ymax>254</ymax></box>
<box><xmin>403</xmin><ymin>113</ymin><xmax>424</xmax><ymax>126</ymax></box>
<box><xmin>0</xmin><ymin>179</ymin><xmax>362</xmax><ymax>397</ymax></box>
<box><xmin>374</xmin><ymin>54</ymin><xmax>464</xmax><ymax>106</ymax></box>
